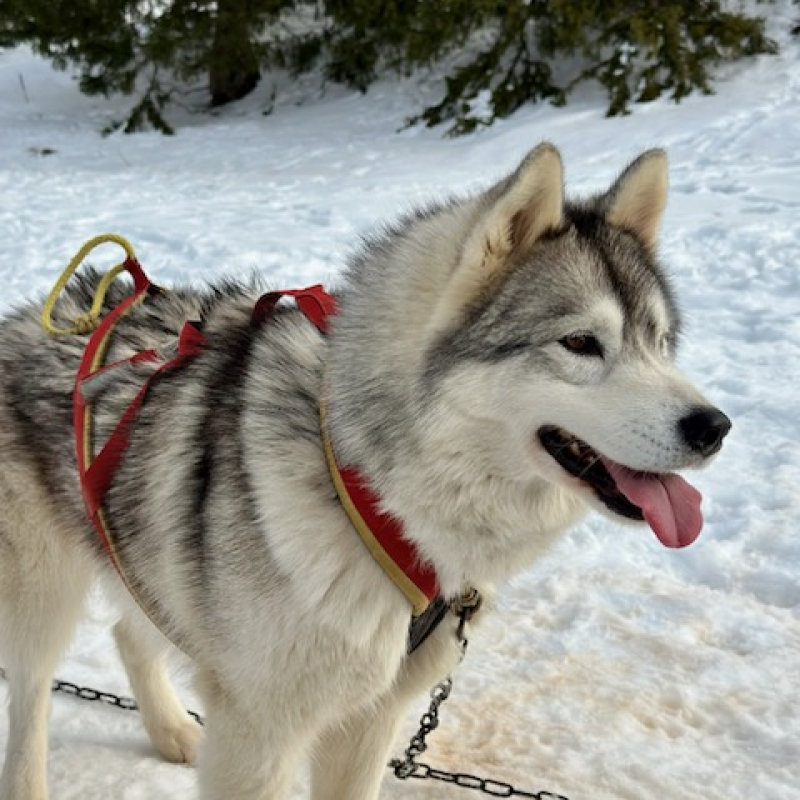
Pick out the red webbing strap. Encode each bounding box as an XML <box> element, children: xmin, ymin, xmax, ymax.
<box><xmin>73</xmin><ymin>259</ymin><xmax>152</xmax><ymax>569</ymax></box>
<box><xmin>73</xmin><ymin>257</ymin><xmax>207</xmax><ymax>578</ymax></box>
<box><xmin>252</xmin><ymin>283</ymin><xmax>441</xmax><ymax>614</ymax></box>
<box><xmin>80</xmin><ymin>321</ymin><xmax>206</xmax><ymax>520</ymax></box>
<box><xmin>337</xmin><ymin>463</ymin><xmax>441</xmax><ymax>613</ymax></box>
<box><xmin>251</xmin><ymin>285</ymin><xmax>338</xmax><ymax>333</ymax></box>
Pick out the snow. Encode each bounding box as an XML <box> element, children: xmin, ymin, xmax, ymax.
<box><xmin>1</xmin><ymin>4</ymin><xmax>799</xmax><ymax>798</ymax></box>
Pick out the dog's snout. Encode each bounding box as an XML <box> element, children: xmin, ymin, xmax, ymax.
<box><xmin>679</xmin><ymin>407</ymin><xmax>732</xmax><ymax>457</ymax></box>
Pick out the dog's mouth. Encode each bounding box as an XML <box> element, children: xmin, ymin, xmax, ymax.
<box><xmin>538</xmin><ymin>425</ymin><xmax>704</xmax><ymax>549</ymax></box>
<box><xmin>538</xmin><ymin>426</ymin><xmax>642</xmax><ymax>520</ymax></box>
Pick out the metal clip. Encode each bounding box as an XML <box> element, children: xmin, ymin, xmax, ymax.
<box><xmin>451</xmin><ymin>587</ymin><xmax>483</xmax><ymax>650</ymax></box>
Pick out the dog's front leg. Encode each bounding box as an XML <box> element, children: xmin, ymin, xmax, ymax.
<box><xmin>195</xmin><ymin>668</ymin><xmax>304</xmax><ymax>800</ymax></box>
<box><xmin>311</xmin><ymin>617</ymin><xmax>464</xmax><ymax>800</ymax></box>
<box><xmin>311</xmin><ymin>698</ymin><xmax>406</xmax><ymax>800</ymax></box>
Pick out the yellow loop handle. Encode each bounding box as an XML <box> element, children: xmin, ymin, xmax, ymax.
<box><xmin>41</xmin><ymin>234</ymin><xmax>138</xmax><ymax>336</ymax></box>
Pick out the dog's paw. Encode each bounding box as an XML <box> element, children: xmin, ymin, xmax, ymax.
<box><xmin>149</xmin><ymin>716</ymin><xmax>204</xmax><ymax>765</ymax></box>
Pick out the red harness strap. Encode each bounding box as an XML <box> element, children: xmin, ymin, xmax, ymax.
<box><xmin>76</xmin><ymin>277</ymin><xmax>440</xmax><ymax>617</ymax></box>
<box><xmin>251</xmin><ymin>285</ymin><xmax>337</xmax><ymax>333</ymax></box>
<box><xmin>79</xmin><ymin>321</ymin><xmax>205</xmax><ymax>522</ymax></box>
<box><xmin>253</xmin><ymin>286</ymin><xmax>441</xmax><ymax>614</ymax></box>
<box><xmin>333</xmin><ymin>460</ymin><xmax>440</xmax><ymax>614</ymax></box>
<box><xmin>73</xmin><ymin>258</ymin><xmax>152</xmax><ymax>584</ymax></box>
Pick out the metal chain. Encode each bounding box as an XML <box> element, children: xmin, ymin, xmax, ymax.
<box><xmin>0</xmin><ymin>666</ymin><xmax>204</xmax><ymax>725</ymax></box>
<box><xmin>389</xmin><ymin>592</ymin><xmax>571</xmax><ymax>799</ymax></box>
<box><xmin>53</xmin><ymin>677</ymin><xmax>206</xmax><ymax>725</ymax></box>
<box><xmin>388</xmin><ymin>675</ymin><xmax>568</xmax><ymax>799</ymax></box>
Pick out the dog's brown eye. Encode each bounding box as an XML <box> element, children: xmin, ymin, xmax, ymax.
<box><xmin>559</xmin><ymin>333</ymin><xmax>603</xmax><ymax>357</ymax></box>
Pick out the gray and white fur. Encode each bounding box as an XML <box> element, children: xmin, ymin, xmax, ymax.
<box><xmin>0</xmin><ymin>144</ymin><xmax>729</xmax><ymax>800</ymax></box>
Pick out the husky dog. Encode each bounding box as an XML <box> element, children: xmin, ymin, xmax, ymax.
<box><xmin>0</xmin><ymin>144</ymin><xmax>730</xmax><ymax>800</ymax></box>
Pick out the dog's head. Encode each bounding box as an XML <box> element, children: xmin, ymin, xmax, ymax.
<box><xmin>423</xmin><ymin>144</ymin><xmax>731</xmax><ymax>548</ymax></box>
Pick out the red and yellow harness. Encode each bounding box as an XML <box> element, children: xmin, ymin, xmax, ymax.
<box><xmin>42</xmin><ymin>235</ymin><xmax>442</xmax><ymax>627</ymax></box>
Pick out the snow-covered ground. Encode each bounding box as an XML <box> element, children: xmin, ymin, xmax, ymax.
<box><xmin>1</xmin><ymin>5</ymin><xmax>798</xmax><ymax>798</ymax></box>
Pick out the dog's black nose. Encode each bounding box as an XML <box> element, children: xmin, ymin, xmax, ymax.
<box><xmin>679</xmin><ymin>407</ymin><xmax>732</xmax><ymax>457</ymax></box>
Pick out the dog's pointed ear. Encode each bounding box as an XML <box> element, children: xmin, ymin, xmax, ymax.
<box><xmin>480</xmin><ymin>142</ymin><xmax>565</xmax><ymax>262</ymax></box>
<box><xmin>434</xmin><ymin>144</ymin><xmax>564</xmax><ymax>322</ymax></box>
<box><xmin>605</xmin><ymin>149</ymin><xmax>668</xmax><ymax>250</ymax></box>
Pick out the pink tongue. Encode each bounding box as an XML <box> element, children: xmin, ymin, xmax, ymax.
<box><xmin>602</xmin><ymin>460</ymin><xmax>704</xmax><ymax>548</ymax></box>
